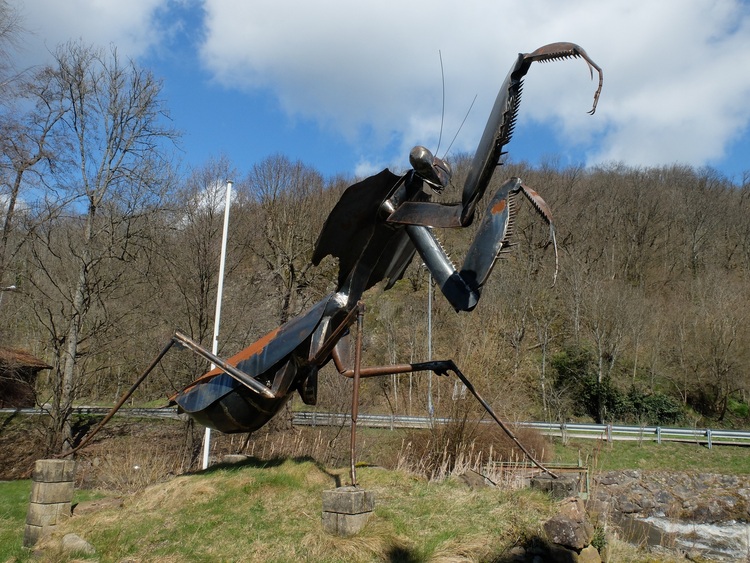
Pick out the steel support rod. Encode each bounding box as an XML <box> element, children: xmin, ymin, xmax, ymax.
<box><xmin>172</xmin><ymin>331</ymin><xmax>275</xmax><ymax>399</ymax></box>
<box><xmin>349</xmin><ymin>302</ymin><xmax>365</xmax><ymax>487</ymax></box>
<box><xmin>448</xmin><ymin>363</ymin><xmax>557</xmax><ymax>478</ymax></box>
<box><xmin>61</xmin><ymin>338</ymin><xmax>177</xmax><ymax>456</ymax></box>
<box><xmin>203</xmin><ymin>180</ymin><xmax>233</xmax><ymax>470</ymax></box>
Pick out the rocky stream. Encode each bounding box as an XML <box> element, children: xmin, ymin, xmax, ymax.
<box><xmin>592</xmin><ymin>470</ymin><xmax>750</xmax><ymax>561</ymax></box>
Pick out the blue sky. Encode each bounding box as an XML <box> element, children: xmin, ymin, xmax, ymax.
<box><xmin>11</xmin><ymin>0</ymin><xmax>750</xmax><ymax>183</ymax></box>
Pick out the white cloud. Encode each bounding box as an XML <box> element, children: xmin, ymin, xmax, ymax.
<box><xmin>10</xmin><ymin>0</ymin><xmax>750</xmax><ymax>175</ymax></box>
<box><xmin>198</xmin><ymin>0</ymin><xmax>750</xmax><ymax>171</ymax></box>
<box><xmin>353</xmin><ymin>159</ymin><xmax>385</xmax><ymax>180</ymax></box>
<box><xmin>13</xmin><ymin>0</ymin><xmax>169</xmax><ymax>66</ymax></box>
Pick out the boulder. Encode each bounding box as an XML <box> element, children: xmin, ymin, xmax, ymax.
<box><xmin>458</xmin><ymin>470</ymin><xmax>490</xmax><ymax>489</ymax></box>
<box><xmin>543</xmin><ymin>497</ymin><xmax>594</xmax><ymax>551</ymax></box>
<box><xmin>578</xmin><ymin>544</ymin><xmax>602</xmax><ymax>563</ymax></box>
<box><xmin>61</xmin><ymin>533</ymin><xmax>95</xmax><ymax>556</ymax></box>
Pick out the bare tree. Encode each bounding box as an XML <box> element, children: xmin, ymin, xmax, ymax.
<box><xmin>0</xmin><ymin>68</ymin><xmax>69</xmax><ymax>285</ymax></box>
<box><xmin>244</xmin><ymin>154</ymin><xmax>327</xmax><ymax>324</ymax></box>
<box><xmin>149</xmin><ymin>156</ymin><xmax>275</xmax><ymax>390</ymax></box>
<box><xmin>0</xmin><ymin>1</ymin><xmax>51</xmax><ymax>285</ymax></box>
<box><xmin>581</xmin><ymin>279</ymin><xmax>630</xmax><ymax>423</ymax></box>
<box><xmin>0</xmin><ymin>0</ymin><xmax>23</xmax><ymax>95</ymax></box>
<box><xmin>23</xmin><ymin>41</ymin><xmax>177</xmax><ymax>453</ymax></box>
<box><xmin>675</xmin><ymin>276</ymin><xmax>749</xmax><ymax>420</ymax></box>
<box><xmin>530</xmin><ymin>286</ymin><xmax>560</xmax><ymax>421</ymax></box>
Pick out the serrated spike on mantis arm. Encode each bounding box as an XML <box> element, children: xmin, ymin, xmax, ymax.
<box><xmin>519</xmin><ymin>183</ymin><xmax>559</xmax><ymax>284</ymax></box>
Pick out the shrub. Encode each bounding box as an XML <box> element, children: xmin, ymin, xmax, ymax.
<box><xmin>727</xmin><ymin>397</ymin><xmax>750</xmax><ymax>420</ymax></box>
<box><xmin>624</xmin><ymin>387</ymin><xmax>683</xmax><ymax>425</ymax></box>
<box><xmin>551</xmin><ymin>345</ymin><xmax>684</xmax><ymax>425</ymax></box>
<box><xmin>398</xmin><ymin>401</ymin><xmax>551</xmax><ymax>481</ymax></box>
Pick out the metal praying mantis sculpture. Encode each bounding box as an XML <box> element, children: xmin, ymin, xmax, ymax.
<box><xmin>70</xmin><ymin>42</ymin><xmax>602</xmax><ymax>485</ymax></box>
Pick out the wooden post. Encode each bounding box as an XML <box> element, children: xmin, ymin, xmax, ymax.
<box><xmin>24</xmin><ymin>459</ymin><xmax>76</xmax><ymax>547</ymax></box>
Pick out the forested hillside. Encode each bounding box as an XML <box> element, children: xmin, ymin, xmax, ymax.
<box><xmin>1</xmin><ymin>20</ymin><xmax>749</xmax><ymax>456</ymax></box>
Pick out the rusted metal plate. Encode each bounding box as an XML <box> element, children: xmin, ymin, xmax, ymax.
<box><xmin>173</xmin><ymin>295</ymin><xmax>334</xmax><ymax>414</ymax></box>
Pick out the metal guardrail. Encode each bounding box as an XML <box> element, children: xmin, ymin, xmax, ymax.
<box><xmin>3</xmin><ymin>408</ymin><xmax>749</xmax><ymax>449</ymax></box>
<box><xmin>293</xmin><ymin>411</ymin><xmax>444</xmax><ymax>430</ymax></box>
<box><xmin>0</xmin><ymin>406</ymin><xmax>183</xmax><ymax>420</ymax></box>
<box><xmin>517</xmin><ymin>421</ymin><xmax>750</xmax><ymax>449</ymax></box>
<box><xmin>292</xmin><ymin>412</ymin><xmax>750</xmax><ymax>449</ymax></box>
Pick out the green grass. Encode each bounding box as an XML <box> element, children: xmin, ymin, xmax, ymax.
<box><xmin>551</xmin><ymin>437</ymin><xmax>750</xmax><ymax>474</ymax></box>
<box><xmin>0</xmin><ymin>480</ymin><xmax>31</xmax><ymax>562</ymax></box>
<box><xmin>1</xmin><ymin>459</ymin><xmax>557</xmax><ymax>563</ymax></box>
<box><xmin>3</xmin><ymin>434</ymin><xmax>747</xmax><ymax>562</ymax></box>
<box><xmin>0</xmin><ymin>481</ymin><xmax>104</xmax><ymax>563</ymax></box>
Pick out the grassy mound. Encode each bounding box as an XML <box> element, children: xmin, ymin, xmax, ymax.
<box><xmin>25</xmin><ymin>458</ymin><xmax>556</xmax><ymax>562</ymax></box>
<box><xmin>1</xmin><ymin>456</ymin><xmax>697</xmax><ymax>562</ymax></box>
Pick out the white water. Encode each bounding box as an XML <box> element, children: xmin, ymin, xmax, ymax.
<box><xmin>642</xmin><ymin>516</ymin><xmax>750</xmax><ymax>561</ymax></box>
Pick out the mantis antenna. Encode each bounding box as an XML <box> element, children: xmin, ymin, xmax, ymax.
<box><xmin>433</xmin><ymin>49</ymin><xmax>478</xmax><ymax>161</ymax></box>
<box><xmin>443</xmin><ymin>94</ymin><xmax>477</xmax><ymax>159</ymax></box>
<box><xmin>434</xmin><ymin>50</ymin><xmax>446</xmax><ymax>157</ymax></box>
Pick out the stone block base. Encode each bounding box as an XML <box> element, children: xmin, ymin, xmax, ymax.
<box><xmin>531</xmin><ymin>474</ymin><xmax>579</xmax><ymax>499</ymax></box>
<box><xmin>24</xmin><ymin>459</ymin><xmax>76</xmax><ymax>548</ymax></box>
<box><xmin>321</xmin><ymin>486</ymin><xmax>374</xmax><ymax>536</ymax></box>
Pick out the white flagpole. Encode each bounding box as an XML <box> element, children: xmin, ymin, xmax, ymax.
<box><xmin>201</xmin><ymin>180</ymin><xmax>233</xmax><ymax>469</ymax></box>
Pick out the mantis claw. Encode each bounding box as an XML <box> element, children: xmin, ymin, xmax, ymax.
<box><xmin>525</xmin><ymin>42</ymin><xmax>603</xmax><ymax>115</ymax></box>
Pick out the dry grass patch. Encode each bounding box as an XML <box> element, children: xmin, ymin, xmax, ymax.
<box><xmin>131</xmin><ymin>475</ymin><xmax>221</xmax><ymax>512</ymax></box>
<box><xmin>395</xmin><ymin>417</ymin><xmax>552</xmax><ymax>483</ymax></box>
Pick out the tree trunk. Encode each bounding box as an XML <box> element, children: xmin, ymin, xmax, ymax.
<box><xmin>55</xmin><ymin>204</ymin><xmax>95</xmax><ymax>453</ymax></box>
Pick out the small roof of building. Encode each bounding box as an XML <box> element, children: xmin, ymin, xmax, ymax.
<box><xmin>0</xmin><ymin>348</ymin><xmax>52</xmax><ymax>370</ymax></box>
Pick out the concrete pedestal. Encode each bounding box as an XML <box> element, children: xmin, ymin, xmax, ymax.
<box><xmin>321</xmin><ymin>486</ymin><xmax>374</xmax><ymax>536</ymax></box>
<box><xmin>24</xmin><ymin>459</ymin><xmax>76</xmax><ymax>547</ymax></box>
<box><xmin>530</xmin><ymin>474</ymin><xmax>579</xmax><ymax>500</ymax></box>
